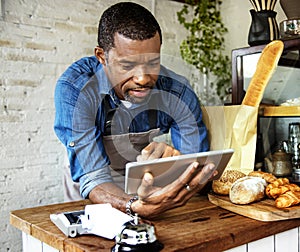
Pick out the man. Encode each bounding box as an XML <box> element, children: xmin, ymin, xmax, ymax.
<box><xmin>54</xmin><ymin>2</ymin><xmax>216</xmax><ymax>219</ymax></box>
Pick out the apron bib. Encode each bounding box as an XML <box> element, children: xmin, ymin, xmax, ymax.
<box><xmin>63</xmin><ymin>95</ymin><xmax>160</xmax><ymax>201</ymax></box>
<box><xmin>63</xmin><ymin>129</ymin><xmax>160</xmax><ymax>201</ymax></box>
<box><xmin>102</xmin><ymin>129</ymin><xmax>160</xmax><ymax>190</ymax></box>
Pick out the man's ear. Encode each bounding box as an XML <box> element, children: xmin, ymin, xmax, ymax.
<box><xmin>94</xmin><ymin>46</ymin><xmax>106</xmax><ymax>65</ymax></box>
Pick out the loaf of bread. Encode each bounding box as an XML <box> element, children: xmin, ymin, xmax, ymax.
<box><xmin>212</xmin><ymin>170</ymin><xmax>246</xmax><ymax>195</ymax></box>
<box><xmin>242</xmin><ymin>40</ymin><xmax>284</xmax><ymax>107</ymax></box>
<box><xmin>229</xmin><ymin>176</ymin><xmax>267</xmax><ymax>204</ymax></box>
<box><xmin>275</xmin><ymin>190</ymin><xmax>300</xmax><ymax>208</ymax></box>
<box><xmin>248</xmin><ymin>171</ymin><xmax>277</xmax><ymax>183</ymax></box>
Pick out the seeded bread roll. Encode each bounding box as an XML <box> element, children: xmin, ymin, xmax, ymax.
<box><xmin>229</xmin><ymin>176</ymin><xmax>267</xmax><ymax>204</ymax></box>
<box><xmin>212</xmin><ymin>170</ymin><xmax>246</xmax><ymax>195</ymax></box>
<box><xmin>242</xmin><ymin>40</ymin><xmax>284</xmax><ymax>107</ymax></box>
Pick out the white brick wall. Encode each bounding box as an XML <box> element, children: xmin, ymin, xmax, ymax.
<box><xmin>0</xmin><ymin>0</ymin><xmax>191</xmax><ymax>250</ymax></box>
<box><xmin>1</xmin><ymin>0</ymin><xmax>286</xmax><ymax>250</ymax></box>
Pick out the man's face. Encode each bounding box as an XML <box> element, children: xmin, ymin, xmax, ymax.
<box><xmin>96</xmin><ymin>32</ymin><xmax>161</xmax><ymax>103</ymax></box>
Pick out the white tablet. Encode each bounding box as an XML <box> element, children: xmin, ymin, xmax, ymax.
<box><xmin>125</xmin><ymin>148</ymin><xmax>234</xmax><ymax>194</ymax></box>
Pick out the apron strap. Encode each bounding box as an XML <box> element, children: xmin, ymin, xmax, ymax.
<box><xmin>146</xmin><ymin>93</ymin><xmax>158</xmax><ymax>130</ymax></box>
<box><xmin>148</xmin><ymin>109</ymin><xmax>157</xmax><ymax>129</ymax></box>
<box><xmin>103</xmin><ymin>94</ymin><xmax>116</xmax><ymax>136</ymax></box>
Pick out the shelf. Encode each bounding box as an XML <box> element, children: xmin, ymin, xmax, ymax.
<box><xmin>262</xmin><ymin>106</ymin><xmax>300</xmax><ymax>116</ymax></box>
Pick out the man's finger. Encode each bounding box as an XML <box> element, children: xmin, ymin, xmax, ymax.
<box><xmin>161</xmin><ymin>145</ymin><xmax>174</xmax><ymax>158</ymax></box>
<box><xmin>196</xmin><ymin>163</ymin><xmax>216</xmax><ymax>186</ymax></box>
<box><xmin>172</xmin><ymin>149</ymin><xmax>181</xmax><ymax>156</ymax></box>
<box><xmin>179</xmin><ymin>163</ymin><xmax>215</xmax><ymax>193</ymax></box>
<box><xmin>147</xmin><ymin>142</ymin><xmax>165</xmax><ymax>159</ymax></box>
<box><xmin>141</xmin><ymin>143</ymin><xmax>153</xmax><ymax>155</ymax></box>
<box><xmin>175</xmin><ymin>162</ymin><xmax>200</xmax><ymax>189</ymax></box>
<box><xmin>139</xmin><ymin>143</ymin><xmax>156</xmax><ymax>160</ymax></box>
<box><xmin>137</xmin><ymin>172</ymin><xmax>154</xmax><ymax>199</ymax></box>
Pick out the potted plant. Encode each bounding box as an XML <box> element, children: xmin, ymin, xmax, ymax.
<box><xmin>177</xmin><ymin>0</ymin><xmax>231</xmax><ymax>102</ymax></box>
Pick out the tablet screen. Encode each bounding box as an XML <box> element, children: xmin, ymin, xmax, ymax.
<box><xmin>125</xmin><ymin>149</ymin><xmax>234</xmax><ymax>194</ymax></box>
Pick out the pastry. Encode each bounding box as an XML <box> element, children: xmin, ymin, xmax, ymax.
<box><xmin>229</xmin><ymin>176</ymin><xmax>267</xmax><ymax>204</ymax></box>
<box><xmin>275</xmin><ymin>190</ymin><xmax>300</xmax><ymax>208</ymax></box>
<box><xmin>248</xmin><ymin>171</ymin><xmax>277</xmax><ymax>183</ymax></box>
<box><xmin>212</xmin><ymin>170</ymin><xmax>246</xmax><ymax>195</ymax></box>
<box><xmin>265</xmin><ymin>178</ymin><xmax>290</xmax><ymax>198</ymax></box>
<box><xmin>266</xmin><ymin>183</ymin><xmax>300</xmax><ymax>199</ymax></box>
<box><xmin>242</xmin><ymin>40</ymin><xmax>284</xmax><ymax>107</ymax></box>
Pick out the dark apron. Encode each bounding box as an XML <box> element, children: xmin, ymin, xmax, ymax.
<box><xmin>63</xmin><ymin>95</ymin><xmax>160</xmax><ymax>201</ymax></box>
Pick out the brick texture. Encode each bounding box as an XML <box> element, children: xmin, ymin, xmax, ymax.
<box><xmin>0</xmin><ymin>0</ymin><xmax>190</xmax><ymax>250</ymax></box>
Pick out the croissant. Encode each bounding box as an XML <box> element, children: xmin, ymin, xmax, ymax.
<box><xmin>271</xmin><ymin>178</ymin><xmax>290</xmax><ymax>187</ymax></box>
<box><xmin>248</xmin><ymin>171</ymin><xmax>277</xmax><ymax>183</ymax></box>
<box><xmin>265</xmin><ymin>178</ymin><xmax>290</xmax><ymax>198</ymax></box>
<box><xmin>275</xmin><ymin>191</ymin><xmax>300</xmax><ymax>208</ymax></box>
<box><xmin>267</xmin><ymin>183</ymin><xmax>300</xmax><ymax>199</ymax></box>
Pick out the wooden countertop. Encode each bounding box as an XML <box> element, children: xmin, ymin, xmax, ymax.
<box><xmin>10</xmin><ymin>195</ymin><xmax>300</xmax><ymax>252</ymax></box>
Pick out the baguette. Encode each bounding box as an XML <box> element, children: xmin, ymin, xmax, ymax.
<box><xmin>242</xmin><ymin>40</ymin><xmax>284</xmax><ymax>107</ymax></box>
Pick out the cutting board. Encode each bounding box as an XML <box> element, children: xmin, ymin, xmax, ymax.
<box><xmin>208</xmin><ymin>193</ymin><xmax>300</xmax><ymax>221</ymax></box>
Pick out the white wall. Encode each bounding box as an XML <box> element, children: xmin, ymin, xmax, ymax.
<box><xmin>0</xmin><ymin>0</ymin><xmax>188</xmax><ymax>250</ymax></box>
<box><xmin>0</xmin><ymin>0</ymin><xmax>288</xmax><ymax>250</ymax></box>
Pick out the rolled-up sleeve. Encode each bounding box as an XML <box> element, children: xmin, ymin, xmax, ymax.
<box><xmin>54</xmin><ymin>63</ymin><xmax>112</xmax><ymax>198</ymax></box>
<box><xmin>79</xmin><ymin>166</ymin><xmax>113</xmax><ymax>198</ymax></box>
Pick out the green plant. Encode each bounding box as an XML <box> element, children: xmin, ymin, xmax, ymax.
<box><xmin>177</xmin><ymin>0</ymin><xmax>231</xmax><ymax>99</ymax></box>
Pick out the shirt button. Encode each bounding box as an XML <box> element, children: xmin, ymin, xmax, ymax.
<box><xmin>69</xmin><ymin>141</ymin><xmax>75</xmax><ymax>147</ymax></box>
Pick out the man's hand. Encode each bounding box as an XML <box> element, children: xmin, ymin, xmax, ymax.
<box><xmin>131</xmin><ymin>162</ymin><xmax>217</xmax><ymax>218</ymax></box>
<box><xmin>136</xmin><ymin>142</ymin><xmax>180</xmax><ymax>161</ymax></box>
<box><xmin>89</xmin><ymin>142</ymin><xmax>217</xmax><ymax>219</ymax></box>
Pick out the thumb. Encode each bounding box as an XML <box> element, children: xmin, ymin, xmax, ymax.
<box><xmin>137</xmin><ymin>172</ymin><xmax>154</xmax><ymax>199</ymax></box>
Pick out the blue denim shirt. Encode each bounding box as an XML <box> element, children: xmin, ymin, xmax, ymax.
<box><xmin>54</xmin><ymin>56</ymin><xmax>209</xmax><ymax>198</ymax></box>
